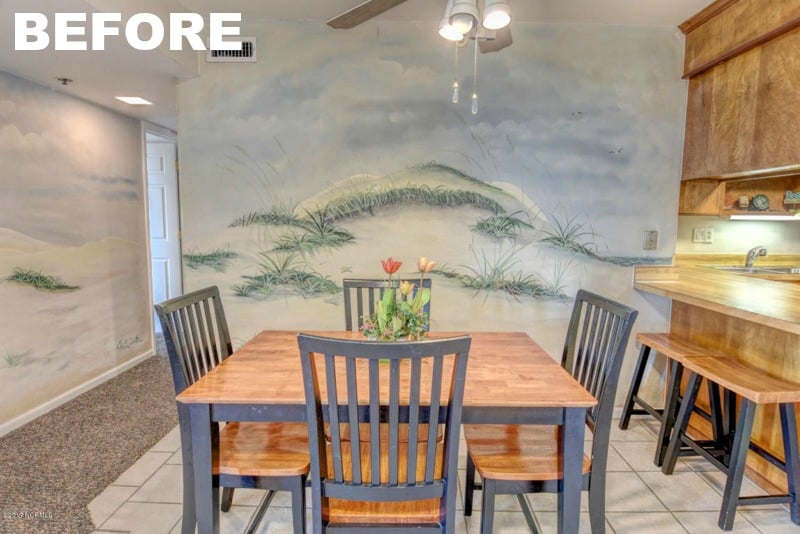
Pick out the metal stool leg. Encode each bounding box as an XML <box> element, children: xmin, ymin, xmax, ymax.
<box><xmin>780</xmin><ymin>403</ymin><xmax>800</xmax><ymax>525</ymax></box>
<box><xmin>719</xmin><ymin>399</ymin><xmax>757</xmax><ymax>530</ymax></box>
<box><xmin>619</xmin><ymin>344</ymin><xmax>653</xmax><ymax>430</ymax></box>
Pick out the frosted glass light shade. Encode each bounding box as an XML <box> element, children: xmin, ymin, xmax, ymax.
<box><xmin>483</xmin><ymin>0</ymin><xmax>511</xmax><ymax>30</ymax></box>
<box><xmin>439</xmin><ymin>18</ymin><xmax>464</xmax><ymax>41</ymax></box>
<box><xmin>450</xmin><ymin>0</ymin><xmax>478</xmax><ymax>34</ymax></box>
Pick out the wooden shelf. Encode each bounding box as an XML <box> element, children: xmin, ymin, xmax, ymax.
<box><xmin>680</xmin><ymin>175</ymin><xmax>800</xmax><ymax>216</ymax></box>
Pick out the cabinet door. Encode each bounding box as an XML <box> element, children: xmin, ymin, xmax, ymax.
<box><xmin>682</xmin><ymin>47</ymin><xmax>760</xmax><ymax>179</ymax></box>
<box><xmin>752</xmin><ymin>29</ymin><xmax>800</xmax><ymax>170</ymax></box>
<box><xmin>682</xmin><ymin>27</ymin><xmax>800</xmax><ymax>180</ymax></box>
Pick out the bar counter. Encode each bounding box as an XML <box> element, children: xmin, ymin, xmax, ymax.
<box><xmin>634</xmin><ymin>263</ymin><xmax>800</xmax><ymax>493</ymax></box>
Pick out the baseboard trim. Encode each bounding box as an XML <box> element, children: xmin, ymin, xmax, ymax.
<box><xmin>0</xmin><ymin>349</ymin><xmax>155</xmax><ymax>437</ymax></box>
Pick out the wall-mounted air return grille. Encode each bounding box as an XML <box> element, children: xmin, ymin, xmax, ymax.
<box><xmin>206</xmin><ymin>37</ymin><xmax>256</xmax><ymax>63</ymax></box>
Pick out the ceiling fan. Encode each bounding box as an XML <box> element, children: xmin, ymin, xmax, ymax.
<box><xmin>326</xmin><ymin>0</ymin><xmax>513</xmax><ymax>53</ymax></box>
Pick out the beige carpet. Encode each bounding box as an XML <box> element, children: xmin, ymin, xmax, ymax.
<box><xmin>0</xmin><ymin>353</ymin><xmax>177</xmax><ymax>533</ymax></box>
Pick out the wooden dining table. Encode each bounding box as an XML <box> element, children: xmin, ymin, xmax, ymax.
<box><xmin>177</xmin><ymin>330</ymin><xmax>597</xmax><ymax>534</ymax></box>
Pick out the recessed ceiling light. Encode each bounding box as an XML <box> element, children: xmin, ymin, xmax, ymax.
<box><xmin>115</xmin><ymin>96</ymin><xmax>153</xmax><ymax>105</ymax></box>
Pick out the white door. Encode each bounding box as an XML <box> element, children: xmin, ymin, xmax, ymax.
<box><xmin>147</xmin><ymin>141</ymin><xmax>181</xmax><ymax>332</ymax></box>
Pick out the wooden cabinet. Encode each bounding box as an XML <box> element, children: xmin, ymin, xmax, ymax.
<box><xmin>680</xmin><ymin>0</ymin><xmax>800</xmax><ymax>181</ymax></box>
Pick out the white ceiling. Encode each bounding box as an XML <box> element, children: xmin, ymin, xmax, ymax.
<box><xmin>0</xmin><ymin>0</ymin><xmax>711</xmax><ymax>130</ymax></box>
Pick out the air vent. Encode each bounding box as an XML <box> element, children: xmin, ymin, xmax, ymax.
<box><xmin>206</xmin><ymin>37</ymin><xmax>256</xmax><ymax>63</ymax></box>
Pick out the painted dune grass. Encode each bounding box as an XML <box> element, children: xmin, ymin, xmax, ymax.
<box><xmin>233</xmin><ymin>252</ymin><xmax>339</xmax><ymax>298</ymax></box>
<box><xmin>184</xmin><ymin>248</ymin><xmax>238</xmax><ymax>272</ymax></box>
<box><xmin>7</xmin><ymin>267</ymin><xmax>79</xmax><ymax>291</ymax></box>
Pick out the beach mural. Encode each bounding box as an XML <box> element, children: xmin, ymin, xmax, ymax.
<box><xmin>178</xmin><ymin>21</ymin><xmax>686</xmax><ymax>357</ymax></box>
<box><xmin>0</xmin><ymin>70</ymin><xmax>150</xmax><ymax>426</ymax></box>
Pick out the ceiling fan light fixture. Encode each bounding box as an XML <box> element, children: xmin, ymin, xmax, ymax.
<box><xmin>439</xmin><ymin>18</ymin><xmax>464</xmax><ymax>41</ymax></box>
<box><xmin>482</xmin><ymin>0</ymin><xmax>511</xmax><ymax>30</ymax></box>
<box><xmin>450</xmin><ymin>0</ymin><xmax>478</xmax><ymax>34</ymax></box>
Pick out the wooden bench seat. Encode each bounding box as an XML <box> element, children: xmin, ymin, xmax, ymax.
<box><xmin>662</xmin><ymin>354</ymin><xmax>800</xmax><ymax>530</ymax></box>
<box><xmin>680</xmin><ymin>356</ymin><xmax>800</xmax><ymax>404</ymax></box>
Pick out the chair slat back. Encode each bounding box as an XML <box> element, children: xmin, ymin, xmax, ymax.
<box><xmin>298</xmin><ymin>334</ymin><xmax>470</xmax><ymax>527</ymax></box>
<box><xmin>562</xmin><ymin>289</ymin><xmax>637</xmax><ymax>435</ymax></box>
<box><xmin>154</xmin><ymin>286</ymin><xmax>233</xmax><ymax>395</ymax></box>
<box><xmin>342</xmin><ymin>278</ymin><xmax>432</xmax><ymax>331</ymax></box>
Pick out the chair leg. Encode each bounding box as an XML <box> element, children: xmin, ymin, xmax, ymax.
<box><xmin>780</xmin><ymin>403</ymin><xmax>800</xmax><ymax>525</ymax></box>
<box><xmin>465</xmin><ymin>454</ymin><xmax>476</xmax><ymax>516</ymax></box>
<box><xmin>244</xmin><ymin>490</ymin><xmax>276</xmax><ymax>534</ymax></box>
<box><xmin>719</xmin><ymin>399</ymin><xmax>756</xmax><ymax>531</ymax></box>
<box><xmin>655</xmin><ymin>360</ymin><xmax>684</xmax><ymax>467</ymax></box>
<box><xmin>588</xmin><ymin>472</ymin><xmax>606</xmax><ymax>534</ymax></box>
<box><xmin>220</xmin><ymin>487</ymin><xmax>234</xmax><ymax>512</ymax></box>
<box><xmin>480</xmin><ymin>478</ymin><xmax>496</xmax><ymax>534</ymax></box>
<box><xmin>619</xmin><ymin>345</ymin><xmax>652</xmax><ymax>430</ymax></box>
<box><xmin>291</xmin><ymin>476</ymin><xmax>307</xmax><ymax>534</ymax></box>
<box><xmin>662</xmin><ymin>371</ymin><xmax>702</xmax><ymax>475</ymax></box>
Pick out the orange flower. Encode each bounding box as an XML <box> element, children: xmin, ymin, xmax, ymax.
<box><xmin>381</xmin><ymin>257</ymin><xmax>402</xmax><ymax>275</ymax></box>
<box><xmin>417</xmin><ymin>256</ymin><xmax>436</xmax><ymax>273</ymax></box>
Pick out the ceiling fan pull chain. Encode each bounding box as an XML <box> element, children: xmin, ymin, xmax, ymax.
<box><xmin>452</xmin><ymin>42</ymin><xmax>460</xmax><ymax>104</ymax></box>
<box><xmin>471</xmin><ymin>35</ymin><xmax>479</xmax><ymax>115</ymax></box>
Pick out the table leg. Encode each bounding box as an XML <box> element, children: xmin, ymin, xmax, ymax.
<box><xmin>189</xmin><ymin>404</ymin><xmax>219</xmax><ymax>533</ymax></box>
<box><xmin>559</xmin><ymin>407</ymin><xmax>585</xmax><ymax>534</ymax></box>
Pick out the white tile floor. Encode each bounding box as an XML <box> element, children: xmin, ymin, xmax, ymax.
<box><xmin>89</xmin><ymin>418</ymin><xmax>799</xmax><ymax>533</ymax></box>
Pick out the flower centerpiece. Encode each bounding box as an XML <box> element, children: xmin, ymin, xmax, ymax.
<box><xmin>361</xmin><ymin>256</ymin><xmax>436</xmax><ymax>341</ymax></box>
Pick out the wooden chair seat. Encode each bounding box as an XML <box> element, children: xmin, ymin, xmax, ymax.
<box><xmin>215</xmin><ymin>422</ymin><xmax>310</xmax><ymax>477</ymax></box>
<box><xmin>464</xmin><ymin>424</ymin><xmax>591</xmax><ymax>481</ymax></box>
<box><xmin>324</xmin><ymin>440</ymin><xmax>444</xmax><ymax>524</ymax></box>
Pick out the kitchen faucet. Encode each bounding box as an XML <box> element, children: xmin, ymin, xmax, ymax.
<box><xmin>745</xmin><ymin>245</ymin><xmax>767</xmax><ymax>267</ymax></box>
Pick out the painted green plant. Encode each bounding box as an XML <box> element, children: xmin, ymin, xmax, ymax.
<box><xmin>410</xmin><ymin>161</ymin><xmax>504</xmax><ymax>193</ymax></box>
<box><xmin>434</xmin><ymin>250</ymin><xmax>566</xmax><ymax>299</ymax></box>
<box><xmin>184</xmin><ymin>248</ymin><xmax>238</xmax><ymax>272</ymax></box>
<box><xmin>539</xmin><ymin>215</ymin><xmax>599</xmax><ymax>257</ymax></box>
<box><xmin>229</xmin><ymin>205</ymin><xmax>304</xmax><ymax>229</ymax></box>
<box><xmin>322</xmin><ymin>184</ymin><xmax>505</xmax><ymax>222</ymax></box>
<box><xmin>273</xmin><ymin>208</ymin><xmax>355</xmax><ymax>253</ymax></box>
<box><xmin>7</xmin><ymin>268</ymin><xmax>79</xmax><ymax>291</ymax></box>
<box><xmin>234</xmin><ymin>252</ymin><xmax>339</xmax><ymax>298</ymax></box>
<box><xmin>471</xmin><ymin>211</ymin><xmax>533</xmax><ymax>239</ymax></box>
<box><xmin>3</xmin><ymin>351</ymin><xmax>26</xmax><ymax>368</ymax></box>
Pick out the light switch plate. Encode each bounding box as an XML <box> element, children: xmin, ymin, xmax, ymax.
<box><xmin>692</xmin><ymin>227</ymin><xmax>714</xmax><ymax>244</ymax></box>
<box><xmin>643</xmin><ymin>230</ymin><xmax>658</xmax><ymax>250</ymax></box>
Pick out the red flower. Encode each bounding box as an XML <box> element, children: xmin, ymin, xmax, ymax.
<box><xmin>381</xmin><ymin>257</ymin><xmax>402</xmax><ymax>275</ymax></box>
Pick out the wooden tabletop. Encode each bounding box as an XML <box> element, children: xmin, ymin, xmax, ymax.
<box><xmin>177</xmin><ymin>330</ymin><xmax>597</xmax><ymax>409</ymax></box>
<box><xmin>634</xmin><ymin>266</ymin><xmax>800</xmax><ymax>335</ymax></box>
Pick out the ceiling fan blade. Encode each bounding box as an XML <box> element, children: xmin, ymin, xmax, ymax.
<box><xmin>327</xmin><ymin>0</ymin><xmax>410</xmax><ymax>29</ymax></box>
<box><xmin>479</xmin><ymin>25</ymin><xmax>513</xmax><ymax>53</ymax></box>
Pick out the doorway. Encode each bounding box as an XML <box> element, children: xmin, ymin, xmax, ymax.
<box><xmin>145</xmin><ymin>130</ymin><xmax>181</xmax><ymax>332</ymax></box>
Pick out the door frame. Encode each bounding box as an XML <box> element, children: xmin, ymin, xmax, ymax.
<box><xmin>141</xmin><ymin>122</ymin><xmax>181</xmax><ymax>339</ymax></box>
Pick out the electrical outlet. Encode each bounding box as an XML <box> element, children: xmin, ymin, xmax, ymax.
<box><xmin>692</xmin><ymin>227</ymin><xmax>714</xmax><ymax>244</ymax></box>
<box><xmin>643</xmin><ymin>230</ymin><xmax>658</xmax><ymax>250</ymax></box>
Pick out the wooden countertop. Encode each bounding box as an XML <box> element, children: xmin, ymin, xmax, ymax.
<box><xmin>634</xmin><ymin>265</ymin><xmax>800</xmax><ymax>335</ymax></box>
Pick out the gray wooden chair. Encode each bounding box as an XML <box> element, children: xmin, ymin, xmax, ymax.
<box><xmin>342</xmin><ymin>278</ymin><xmax>432</xmax><ymax>331</ymax></box>
<box><xmin>156</xmin><ymin>286</ymin><xmax>309</xmax><ymax>534</ymax></box>
<box><xmin>297</xmin><ymin>333</ymin><xmax>471</xmax><ymax>532</ymax></box>
<box><xmin>463</xmin><ymin>289</ymin><xmax>638</xmax><ymax>534</ymax></box>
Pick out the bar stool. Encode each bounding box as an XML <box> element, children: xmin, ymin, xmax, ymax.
<box><xmin>618</xmin><ymin>333</ymin><xmax>725</xmax><ymax>466</ymax></box>
<box><xmin>661</xmin><ymin>355</ymin><xmax>800</xmax><ymax>530</ymax></box>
